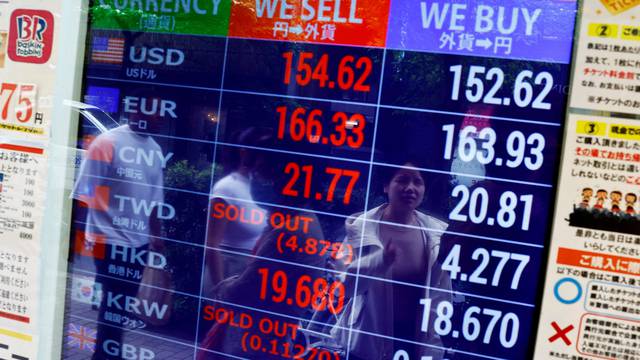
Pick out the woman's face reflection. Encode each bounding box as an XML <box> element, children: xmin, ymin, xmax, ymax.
<box><xmin>384</xmin><ymin>167</ymin><xmax>425</xmax><ymax>211</ymax></box>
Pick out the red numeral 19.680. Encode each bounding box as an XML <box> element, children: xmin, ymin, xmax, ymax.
<box><xmin>258</xmin><ymin>268</ymin><xmax>346</xmax><ymax>316</ymax></box>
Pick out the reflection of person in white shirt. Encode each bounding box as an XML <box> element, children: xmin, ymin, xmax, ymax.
<box><xmin>206</xmin><ymin>128</ymin><xmax>271</xmax><ymax>285</ymax></box>
<box><xmin>72</xmin><ymin>124</ymin><xmax>166</xmax><ymax>360</ymax></box>
<box><xmin>73</xmin><ymin>125</ymin><xmax>164</xmax><ymax>248</ymax></box>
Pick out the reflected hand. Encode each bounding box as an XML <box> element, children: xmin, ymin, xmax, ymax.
<box><xmin>383</xmin><ymin>239</ymin><xmax>397</xmax><ymax>266</ymax></box>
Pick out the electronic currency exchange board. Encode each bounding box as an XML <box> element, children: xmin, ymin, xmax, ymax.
<box><xmin>61</xmin><ymin>1</ymin><xmax>578</xmax><ymax>359</ymax></box>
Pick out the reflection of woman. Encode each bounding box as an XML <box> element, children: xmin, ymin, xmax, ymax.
<box><xmin>333</xmin><ymin>163</ymin><xmax>449</xmax><ymax>360</ymax></box>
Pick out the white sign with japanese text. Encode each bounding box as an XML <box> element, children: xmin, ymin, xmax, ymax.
<box><xmin>570</xmin><ymin>0</ymin><xmax>640</xmax><ymax>115</ymax></box>
<box><xmin>0</xmin><ymin>0</ymin><xmax>62</xmax><ymax>358</ymax></box>
<box><xmin>535</xmin><ymin>113</ymin><xmax>640</xmax><ymax>359</ymax></box>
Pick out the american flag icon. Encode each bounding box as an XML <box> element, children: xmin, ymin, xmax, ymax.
<box><xmin>91</xmin><ymin>36</ymin><xmax>125</xmax><ymax>65</ymax></box>
<box><xmin>67</xmin><ymin>323</ymin><xmax>96</xmax><ymax>352</ymax></box>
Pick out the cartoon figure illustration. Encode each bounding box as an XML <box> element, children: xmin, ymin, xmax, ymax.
<box><xmin>610</xmin><ymin>191</ymin><xmax>622</xmax><ymax>213</ymax></box>
<box><xmin>625</xmin><ymin>193</ymin><xmax>637</xmax><ymax>215</ymax></box>
<box><xmin>580</xmin><ymin>187</ymin><xmax>593</xmax><ymax>208</ymax></box>
<box><xmin>593</xmin><ymin>189</ymin><xmax>607</xmax><ymax>210</ymax></box>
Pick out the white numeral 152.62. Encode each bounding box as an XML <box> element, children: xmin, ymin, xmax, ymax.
<box><xmin>450</xmin><ymin>65</ymin><xmax>553</xmax><ymax>110</ymax></box>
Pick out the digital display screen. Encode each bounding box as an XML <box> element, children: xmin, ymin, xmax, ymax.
<box><xmin>62</xmin><ymin>1</ymin><xmax>578</xmax><ymax>359</ymax></box>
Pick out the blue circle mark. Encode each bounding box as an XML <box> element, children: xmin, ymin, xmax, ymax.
<box><xmin>554</xmin><ymin>278</ymin><xmax>582</xmax><ymax>304</ymax></box>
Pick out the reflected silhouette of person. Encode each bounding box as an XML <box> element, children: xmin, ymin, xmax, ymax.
<box><xmin>205</xmin><ymin>128</ymin><xmax>271</xmax><ymax>289</ymax></box>
<box><xmin>198</xmin><ymin>142</ymin><xmax>329</xmax><ymax>359</ymax></box>
<box><xmin>73</xmin><ymin>99</ymin><xmax>166</xmax><ymax>360</ymax></box>
<box><xmin>333</xmin><ymin>162</ymin><xmax>450</xmax><ymax>360</ymax></box>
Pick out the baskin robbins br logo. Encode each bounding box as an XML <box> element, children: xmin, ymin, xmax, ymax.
<box><xmin>8</xmin><ymin>9</ymin><xmax>55</xmax><ymax>64</ymax></box>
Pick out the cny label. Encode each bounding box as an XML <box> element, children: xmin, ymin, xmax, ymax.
<box><xmin>386</xmin><ymin>0</ymin><xmax>578</xmax><ymax>63</ymax></box>
<box><xmin>90</xmin><ymin>0</ymin><xmax>231</xmax><ymax>36</ymax></box>
<box><xmin>228</xmin><ymin>0</ymin><xmax>391</xmax><ymax>47</ymax></box>
<box><xmin>570</xmin><ymin>0</ymin><xmax>640</xmax><ymax>115</ymax></box>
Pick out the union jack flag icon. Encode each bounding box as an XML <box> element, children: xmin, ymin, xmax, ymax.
<box><xmin>66</xmin><ymin>323</ymin><xmax>96</xmax><ymax>352</ymax></box>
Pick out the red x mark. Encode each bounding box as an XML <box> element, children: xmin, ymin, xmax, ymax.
<box><xmin>548</xmin><ymin>321</ymin><xmax>574</xmax><ymax>345</ymax></box>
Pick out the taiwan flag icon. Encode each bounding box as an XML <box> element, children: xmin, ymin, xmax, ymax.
<box><xmin>78</xmin><ymin>185</ymin><xmax>110</xmax><ymax>211</ymax></box>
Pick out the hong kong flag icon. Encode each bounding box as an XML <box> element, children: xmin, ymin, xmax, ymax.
<box><xmin>74</xmin><ymin>230</ymin><xmax>106</xmax><ymax>260</ymax></box>
<box><xmin>78</xmin><ymin>185</ymin><xmax>110</xmax><ymax>211</ymax></box>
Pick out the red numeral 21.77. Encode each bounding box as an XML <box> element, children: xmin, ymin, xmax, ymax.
<box><xmin>282</xmin><ymin>52</ymin><xmax>373</xmax><ymax>92</ymax></box>
<box><xmin>282</xmin><ymin>163</ymin><xmax>360</xmax><ymax>205</ymax></box>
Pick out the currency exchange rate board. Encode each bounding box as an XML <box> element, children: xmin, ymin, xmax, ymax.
<box><xmin>61</xmin><ymin>1</ymin><xmax>578</xmax><ymax>359</ymax></box>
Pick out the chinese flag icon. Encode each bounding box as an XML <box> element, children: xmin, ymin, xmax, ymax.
<box><xmin>74</xmin><ymin>230</ymin><xmax>106</xmax><ymax>260</ymax></box>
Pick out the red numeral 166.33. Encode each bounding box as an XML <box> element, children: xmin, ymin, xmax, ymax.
<box><xmin>276</xmin><ymin>106</ymin><xmax>365</xmax><ymax>149</ymax></box>
<box><xmin>282</xmin><ymin>52</ymin><xmax>373</xmax><ymax>92</ymax></box>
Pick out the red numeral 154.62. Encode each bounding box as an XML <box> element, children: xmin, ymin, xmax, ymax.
<box><xmin>282</xmin><ymin>52</ymin><xmax>373</xmax><ymax>92</ymax></box>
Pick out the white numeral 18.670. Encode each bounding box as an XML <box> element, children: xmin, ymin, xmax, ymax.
<box><xmin>420</xmin><ymin>299</ymin><xmax>519</xmax><ymax>349</ymax></box>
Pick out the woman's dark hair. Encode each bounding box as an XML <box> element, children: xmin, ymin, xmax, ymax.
<box><xmin>380</xmin><ymin>158</ymin><xmax>426</xmax><ymax>186</ymax></box>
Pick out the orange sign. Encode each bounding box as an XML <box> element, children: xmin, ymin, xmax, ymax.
<box><xmin>557</xmin><ymin>247</ymin><xmax>640</xmax><ymax>276</ymax></box>
<box><xmin>600</xmin><ymin>0</ymin><xmax>639</xmax><ymax>14</ymax></box>
<box><xmin>229</xmin><ymin>0</ymin><xmax>391</xmax><ymax>47</ymax></box>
